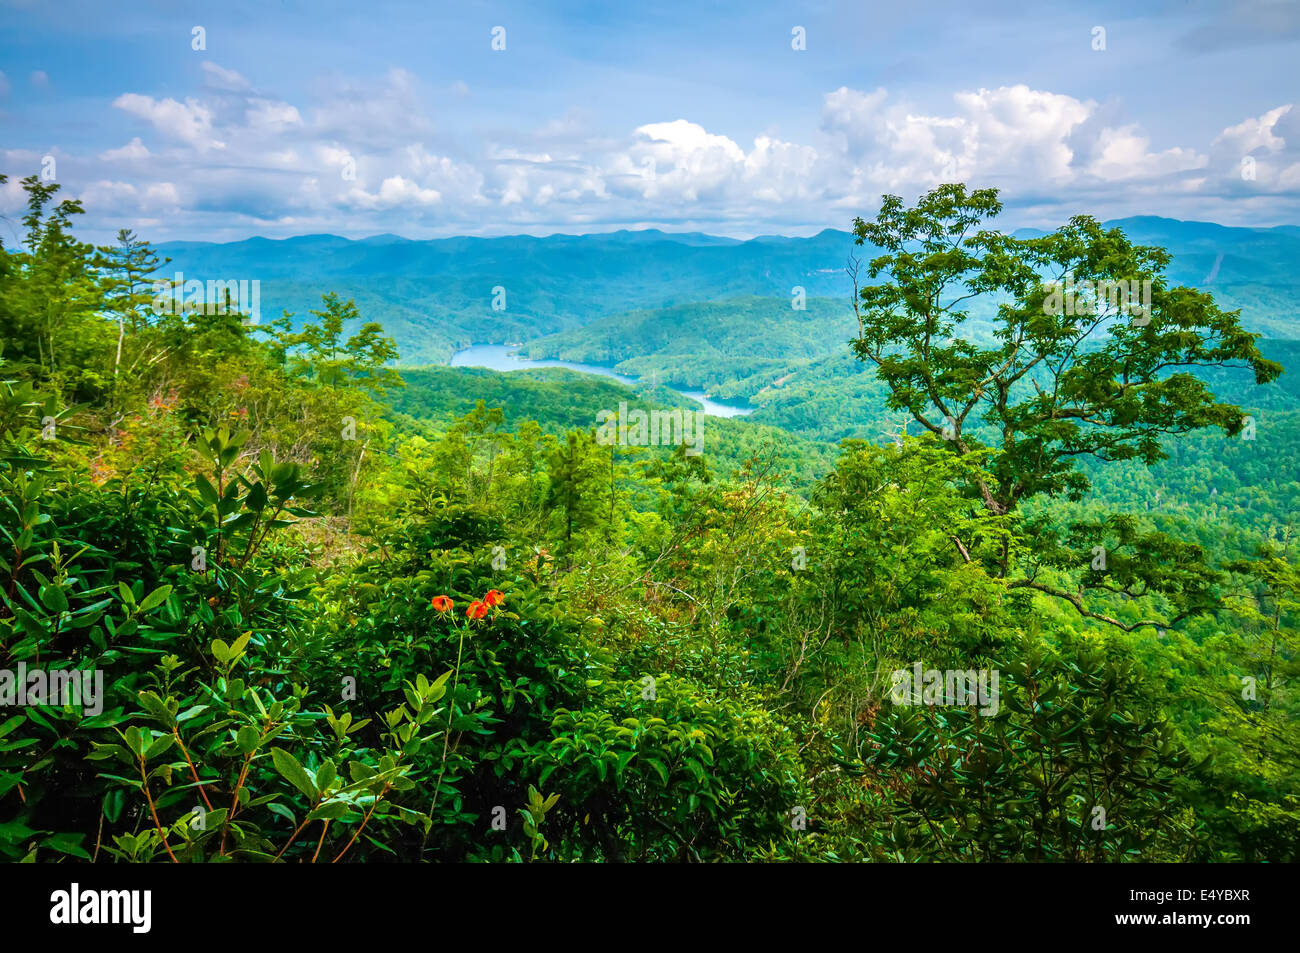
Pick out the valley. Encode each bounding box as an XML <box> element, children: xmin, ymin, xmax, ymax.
<box><xmin>449</xmin><ymin>344</ymin><xmax>755</xmax><ymax>417</ymax></box>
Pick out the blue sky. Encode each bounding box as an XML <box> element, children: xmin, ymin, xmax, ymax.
<box><xmin>2</xmin><ymin>0</ymin><xmax>1299</xmax><ymax>242</ymax></box>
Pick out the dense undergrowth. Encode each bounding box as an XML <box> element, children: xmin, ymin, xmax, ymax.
<box><xmin>1</xmin><ymin>175</ymin><xmax>1296</xmax><ymax>862</ymax></box>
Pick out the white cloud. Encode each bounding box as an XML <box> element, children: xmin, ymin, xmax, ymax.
<box><xmin>820</xmin><ymin>86</ymin><xmax>890</xmax><ymax>153</ymax></box>
<box><xmin>954</xmin><ymin>85</ymin><xmax>1091</xmax><ymax>181</ymax></box>
<box><xmin>1207</xmin><ymin>105</ymin><xmax>1297</xmax><ymax>190</ymax></box>
<box><xmin>1213</xmin><ymin>104</ymin><xmax>1291</xmax><ymax>155</ymax></box>
<box><xmin>744</xmin><ymin>136</ymin><xmax>820</xmax><ymax>204</ymax></box>
<box><xmin>40</xmin><ymin>64</ymin><xmax>1300</xmax><ymax>239</ymax></box>
<box><xmin>201</xmin><ymin>62</ymin><xmax>252</xmax><ymax>92</ymax></box>
<box><xmin>142</xmin><ymin>182</ymin><xmax>180</xmax><ymax>208</ymax></box>
<box><xmin>246</xmin><ymin>98</ymin><xmax>302</xmax><ymax>130</ymax></box>
<box><xmin>1084</xmin><ymin>125</ymin><xmax>1206</xmax><ymax>181</ymax></box>
<box><xmin>98</xmin><ymin>137</ymin><xmax>150</xmax><ymax>161</ymax></box>
<box><xmin>822</xmin><ymin>84</ymin><xmax>1092</xmax><ymax>197</ymax></box>
<box><xmin>78</xmin><ymin>180</ymin><xmax>176</xmax><ymax>214</ymax></box>
<box><xmin>113</xmin><ymin>93</ymin><xmax>225</xmax><ymax>151</ymax></box>
<box><xmin>816</xmin><ymin>84</ymin><xmax>1226</xmax><ymax>202</ymax></box>
<box><xmin>618</xmin><ymin>120</ymin><xmax>746</xmax><ymax>201</ymax></box>
<box><xmin>346</xmin><ymin>175</ymin><xmax>442</xmax><ymax>209</ymax></box>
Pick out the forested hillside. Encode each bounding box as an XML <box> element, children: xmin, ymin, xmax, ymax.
<box><xmin>388</xmin><ymin>365</ymin><xmax>838</xmax><ymax>486</ymax></box>
<box><xmin>2</xmin><ymin>174</ymin><xmax>1297</xmax><ymax>864</ymax></box>
<box><xmin>154</xmin><ymin>217</ymin><xmax>1300</xmax><ymax>366</ymax></box>
<box><xmin>154</xmin><ymin>229</ymin><xmax>857</xmax><ymax>365</ymax></box>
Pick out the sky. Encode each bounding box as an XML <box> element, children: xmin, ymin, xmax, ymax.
<box><xmin>2</xmin><ymin>0</ymin><xmax>1299</xmax><ymax>243</ymax></box>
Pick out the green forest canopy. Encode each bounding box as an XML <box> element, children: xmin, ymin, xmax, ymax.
<box><xmin>1</xmin><ymin>174</ymin><xmax>1296</xmax><ymax>862</ymax></box>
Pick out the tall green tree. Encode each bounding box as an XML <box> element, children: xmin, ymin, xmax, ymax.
<box><xmin>849</xmin><ymin>184</ymin><xmax>1282</xmax><ymax>629</ymax></box>
<box><xmin>851</xmin><ymin>184</ymin><xmax>1280</xmax><ymax>516</ymax></box>
<box><xmin>0</xmin><ymin>176</ymin><xmax>112</xmax><ymax>397</ymax></box>
<box><xmin>279</xmin><ymin>292</ymin><xmax>401</xmax><ymax>392</ymax></box>
<box><xmin>545</xmin><ymin>429</ymin><xmax>605</xmax><ymax>549</ymax></box>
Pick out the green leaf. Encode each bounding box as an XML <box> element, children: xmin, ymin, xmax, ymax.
<box><xmin>138</xmin><ymin>585</ymin><xmax>173</xmax><ymax>613</ymax></box>
<box><xmin>315</xmin><ymin>760</ymin><xmax>337</xmax><ymax>793</ymax></box>
<box><xmin>347</xmin><ymin>761</ymin><xmax>377</xmax><ymax>784</ymax></box>
<box><xmin>144</xmin><ymin>733</ymin><xmax>175</xmax><ymax>760</ymax></box>
<box><xmin>267</xmin><ymin>802</ymin><xmax>296</xmax><ymax>824</ymax></box>
<box><xmin>38</xmin><ymin>584</ymin><xmax>68</xmax><ymax>614</ymax></box>
<box><xmin>307</xmin><ymin>801</ymin><xmax>350</xmax><ymax>821</ymax></box>
<box><xmin>236</xmin><ymin>725</ymin><xmax>260</xmax><ymax>754</ymax></box>
<box><xmin>645</xmin><ymin>758</ymin><xmax>669</xmax><ymax>785</ymax></box>
<box><xmin>0</xmin><ymin>716</ymin><xmax>26</xmax><ymax>740</ymax></box>
<box><xmin>271</xmin><ymin>747</ymin><xmax>318</xmax><ymax>800</ymax></box>
<box><xmin>122</xmin><ymin>726</ymin><xmax>145</xmax><ymax>758</ymax></box>
<box><xmin>194</xmin><ymin>474</ymin><xmax>220</xmax><ymax>507</ymax></box>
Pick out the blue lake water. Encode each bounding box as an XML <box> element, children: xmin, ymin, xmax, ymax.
<box><xmin>449</xmin><ymin>344</ymin><xmax>755</xmax><ymax>418</ymax></box>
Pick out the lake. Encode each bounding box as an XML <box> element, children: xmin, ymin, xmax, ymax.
<box><xmin>449</xmin><ymin>344</ymin><xmax>755</xmax><ymax>418</ymax></box>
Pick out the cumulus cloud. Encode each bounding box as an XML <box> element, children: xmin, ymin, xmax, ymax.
<box><xmin>246</xmin><ymin>98</ymin><xmax>303</xmax><ymax>130</ymax></box>
<box><xmin>1083</xmin><ymin>126</ymin><xmax>1206</xmax><ymax>182</ymax></box>
<box><xmin>596</xmin><ymin>120</ymin><xmax>817</xmax><ymax>215</ymax></box>
<box><xmin>815</xmin><ymin>83</ymin><xmax>1230</xmax><ymax>207</ymax></box>
<box><xmin>40</xmin><ymin>65</ymin><xmax>1300</xmax><ymax>239</ymax></box>
<box><xmin>620</xmin><ymin>120</ymin><xmax>746</xmax><ymax>201</ymax></box>
<box><xmin>1208</xmin><ymin>104</ymin><xmax>1300</xmax><ymax>192</ymax></box>
<box><xmin>1214</xmin><ymin>104</ymin><xmax>1292</xmax><ymax>156</ymax></box>
<box><xmin>113</xmin><ymin>93</ymin><xmax>225</xmax><ymax>151</ymax></box>
<box><xmin>346</xmin><ymin>175</ymin><xmax>442</xmax><ymax>209</ymax></box>
<box><xmin>98</xmin><ymin>137</ymin><xmax>150</xmax><ymax>161</ymax></box>
<box><xmin>79</xmin><ymin>179</ymin><xmax>179</xmax><ymax>214</ymax></box>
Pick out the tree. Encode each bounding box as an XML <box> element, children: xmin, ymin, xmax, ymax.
<box><xmin>1184</xmin><ymin>543</ymin><xmax>1300</xmax><ymax>860</ymax></box>
<box><xmin>545</xmin><ymin>430</ymin><xmax>605</xmax><ymax>550</ymax></box>
<box><xmin>101</xmin><ymin>228</ymin><xmax>169</xmax><ymax>380</ymax></box>
<box><xmin>278</xmin><ymin>292</ymin><xmax>402</xmax><ymax>392</ymax></box>
<box><xmin>430</xmin><ymin>400</ymin><xmax>508</xmax><ymax>504</ymax></box>
<box><xmin>851</xmin><ymin>184</ymin><xmax>1280</xmax><ymax>515</ymax></box>
<box><xmin>849</xmin><ymin>184</ymin><xmax>1282</xmax><ymax>629</ymax></box>
<box><xmin>0</xmin><ymin>176</ymin><xmax>111</xmax><ymax>396</ymax></box>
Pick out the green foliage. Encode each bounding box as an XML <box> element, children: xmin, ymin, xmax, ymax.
<box><xmin>3</xmin><ymin>172</ymin><xmax>1298</xmax><ymax>863</ymax></box>
<box><xmin>850</xmin><ymin>183</ymin><xmax>1280</xmax><ymax>514</ymax></box>
<box><xmin>859</xmin><ymin>633</ymin><xmax>1200</xmax><ymax>861</ymax></box>
<box><xmin>275</xmin><ymin>291</ymin><xmax>402</xmax><ymax>393</ymax></box>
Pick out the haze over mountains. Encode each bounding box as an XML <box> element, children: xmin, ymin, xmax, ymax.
<box><xmin>157</xmin><ymin>217</ymin><xmax>1300</xmax><ymax>367</ymax></box>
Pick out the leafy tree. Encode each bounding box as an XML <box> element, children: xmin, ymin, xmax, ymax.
<box><xmin>851</xmin><ymin>183</ymin><xmax>1280</xmax><ymax>518</ymax></box>
<box><xmin>279</xmin><ymin>292</ymin><xmax>402</xmax><ymax>393</ymax></box>
<box><xmin>100</xmin><ymin>229</ymin><xmax>169</xmax><ymax>384</ymax></box>
<box><xmin>850</xmin><ymin>184</ymin><xmax>1281</xmax><ymax>630</ymax></box>
<box><xmin>0</xmin><ymin>176</ymin><xmax>112</xmax><ymax>399</ymax></box>
<box><xmin>545</xmin><ymin>430</ymin><xmax>606</xmax><ymax>550</ymax></box>
<box><xmin>858</xmin><ymin>631</ymin><xmax>1201</xmax><ymax>861</ymax></box>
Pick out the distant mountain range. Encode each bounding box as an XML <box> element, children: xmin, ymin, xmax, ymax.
<box><xmin>156</xmin><ymin>217</ymin><xmax>1300</xmax><ymax>365</ymax></box>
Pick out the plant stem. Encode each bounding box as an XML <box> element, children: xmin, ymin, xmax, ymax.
<box><xmin>333</xmin><ymin>784</ymin><xmax>389</xmax><ymax>862</ymax></box>
<box><xmin>173</xmin><ymin>729</ymin><xmax>214</xmax><ymax>811</ymax></box>
<box><xmin>420</xmin><ymin>621</ymin><xmax>467</xmax><ymax>856</ymax></box>
<box><xmin>311</xmin><ymin>821</ymin><xmax>330</xmax><ymax>863</ymax></box>
<box><xmin>140</xmin><ymin>761</ymin><xmax>178</xmax><ymax>863</ymax></box>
